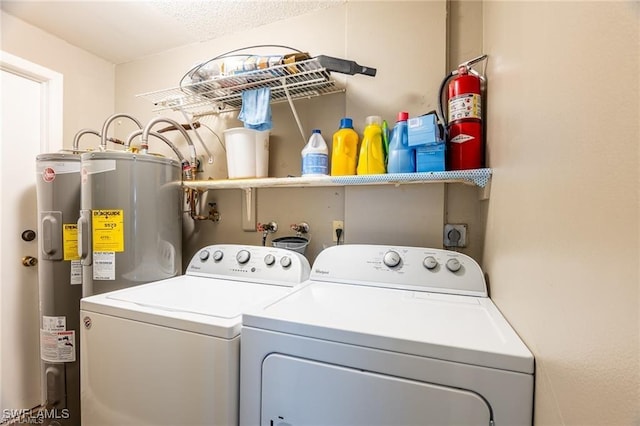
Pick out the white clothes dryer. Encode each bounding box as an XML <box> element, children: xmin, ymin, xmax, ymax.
<box><xmin>80</xmin><ymin>244</ymin><xmax>310</xmax><ymax>426</ymax></box>
<box><xmin>240</xmin><ymin>245</ymin><xmax>534</xmax><ymax>426</ymax></box>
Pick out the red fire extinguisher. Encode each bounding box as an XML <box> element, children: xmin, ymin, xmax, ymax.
<box><xmin>437</xmin><ymin>55</ymin><xmax>487</xmax><ymax>170</ymax></box>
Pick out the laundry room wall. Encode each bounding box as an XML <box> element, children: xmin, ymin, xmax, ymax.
<box><xmin>0</xmin><ymin>11</ymin><xmax>115</xmax><ymax>147</ymax></box>
<box><xmin>481</xmin><ymin>1</ymin><xmax>639</xmax><ymax>425</ymax></box>
<box><xmin>115</xmin><ymin>1</ymin><xmax>456</xmax><ymax>265</ymax></box>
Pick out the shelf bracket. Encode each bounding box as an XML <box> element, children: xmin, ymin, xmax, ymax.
<box><xmin>282</xmin><ymin>77</ymin><xmax>307</xmax><ymax>144</ymax></box>
<box><xmin>241</xmin><ymin>187</ymin><xmax>257</xmax><ymax>231</ymax></box>
<box><xmin>177</xmin><ymin>106</ymin><xmax>214</xmax><ymax>164</ymax></box>
<box><xmin>479</xmin><ymin>178</ymin><xmax>491</xmax><ymax>200</ymax></box>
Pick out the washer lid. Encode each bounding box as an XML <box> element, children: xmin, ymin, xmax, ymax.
<box><xmin>243</xmin><ymin>281</ymin><xmax>534</xmax><ymax>374</ymax></box>
<box><xmin>81</xmin><ymin>275</ymin><xmax>293</xmax><ymax>339</ymax></box>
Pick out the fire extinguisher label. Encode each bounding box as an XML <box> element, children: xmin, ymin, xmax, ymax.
<box><xmin>449</xmin><ymin>93</ymin><xmax>481</xmax><ymax>121</ymax></box>
<box><xmin>450</xmin><ymin>134</ymin><xmax>476</xmax><ymax>144</ymax></box>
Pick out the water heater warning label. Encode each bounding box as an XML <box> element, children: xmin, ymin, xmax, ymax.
<box><xmin>92</xmin><ymin>209</ymin><xmax>124</xmax><ymax>252</ymax></box>
<box><xmin>42</xmin><ymin>316</ymin><xmax>66</xmax><ymax>332</ymax></box>
<box><xmin>93</xmin><ymin>252</ymin><xmax>115</xmax><ymax>280</ymax></box>
<box><xmin>63</xmin><ymin>224</ymin><xmax>80</xmax><ymax>261</ymax></box>
<box><xmin>70</xmin><ymin>260</ymin><xmax>82</xmax><ymax>285</ymax></box>
<box><xmin>40</xmin><ymin>330</ymin><xmax>76</xmax><ymax>363</ymax></box>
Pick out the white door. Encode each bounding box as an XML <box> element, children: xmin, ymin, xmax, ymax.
<box><xmin>0</xmin><ymin>51</ymin><xmax>62</xmax><ymax>415</ymax></box>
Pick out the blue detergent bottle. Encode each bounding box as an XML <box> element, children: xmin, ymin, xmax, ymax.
<box><xmin>387</xmin><ymin>111</ymin><xmax>415</xmax><ymax>173</ymax></box>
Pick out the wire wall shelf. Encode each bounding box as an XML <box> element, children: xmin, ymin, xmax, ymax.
<box><xmin>137</xmin><ymin>58</ymin><xmax>344</xmax><ymax>116</ymax></box>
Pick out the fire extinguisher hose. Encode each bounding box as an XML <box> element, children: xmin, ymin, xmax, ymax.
<box><xmin>436</xmin><ymin>70</ymin><xmax>456</xmax><ymax>137</ymax></box>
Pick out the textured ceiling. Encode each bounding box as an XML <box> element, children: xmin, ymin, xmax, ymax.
<box><xmin>1</xmin><ymin>0</ymin><xmax>340</xmax><ymax>64</ymax></box>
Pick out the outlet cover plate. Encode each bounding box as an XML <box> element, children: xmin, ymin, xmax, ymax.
<box><xmin>444</xmin><ymin>224</ymin><xmax>467</xmax><ymax>247</ymax></box>
<box><xmin>332</xmin><ymin>220</ymin><xmax>344</xmax><ymax>242</ymax></box>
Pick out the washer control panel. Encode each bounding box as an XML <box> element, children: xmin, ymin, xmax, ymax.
<box><xmin>186</xmin><ymin>244</ymin><xmax>311</xmax><ymax>285</ymax></box>
<box><xmin>311</xmin><ymin>245</ymin><xmax>487</xmax><ymax>297</ymax></box>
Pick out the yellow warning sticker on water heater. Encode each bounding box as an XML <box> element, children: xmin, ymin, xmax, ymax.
<box><xmin>63</xmin><ymin>224</ymin><xmax>80</xmax><ymax>261</ymax></box>
<box><xmin>92</xmin><ymin>209</ymin><xmax>124</xmax><ymax>252</ymax></box>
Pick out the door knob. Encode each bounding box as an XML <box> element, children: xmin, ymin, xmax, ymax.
<box><xmin>22</xmin><ymin>256</ymin><xmax>38</xmax><ymax>267</ymax></box>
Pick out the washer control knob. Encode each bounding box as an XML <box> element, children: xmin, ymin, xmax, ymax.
<box><xmin>212</xmin><ymin>250</ymin><xmax>224</xmax><ymax>261</ymax></box>
<box><xmin>423</xmin><ymin>256</ymin><xmax>438</xmax><ymax>270</ymax></box>
<box><xmin>446</xmin><ymin>258</ymin><xmax>461</xmax><ymax>272</ymax></box>
<box><xmin>383</xmin><ymin>250</ymin><xmax>401</xmax><ymax>268</ymax></box>
<box><xmin>236</xmin><ymin>250</ymin><xmax>251</xmax><ymax>264</ymax></box>
<box><xmin>264</xmin><ymin>254</ymin><xmax>276</xmax><ymax>266</ymax></box>
<box><xmin>199</xmin><ymin>250</ymin><xmax>210</xmax><ymax>261</ymax></box>
<box><xmin>280</xmin><ymin>256</ymin><xmax>292</xmax><ymax>268</ymax></box>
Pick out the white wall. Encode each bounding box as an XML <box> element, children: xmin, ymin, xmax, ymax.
<box><xmin>0</xmin><ymin>11</ymin><xmax>115</xmax><ymax>147</ymax></box>
<box><xmin>115</xmin><ymin>2</ymin><xmax>451</xmax><ymax>265</ymax></box>
<box><xmin>482</xmin><ymin>1</ymin><xmax>639</xmax><ymax>424</ymax></box>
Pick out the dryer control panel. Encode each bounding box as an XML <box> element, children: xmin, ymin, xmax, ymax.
<box><xmin>186</xmin><ymin>244</ymin><xmax>311</xmax><ymax>286</ymax></box>
<box><xmin>311</xmin><ymin>245</ymin><xmax>487</xmax><ymax>297</ymax></box>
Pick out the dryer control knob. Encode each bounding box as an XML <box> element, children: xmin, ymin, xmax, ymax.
<box><xmin>212</xmin><ymin>250</ymin><xmax>224</xmax><ymax>261</ymax></box>
<box><xmin>423</xmin><ymin>256</ymin><xmax>438</xmax><ymax>270</ymax></box>
<box><xmin>199</xmin><ymin>250</ymin><xmax>210</xmax><ymax>261</ymax></box>
<box><xmin>280</xmin><ymin>256</ymin><xmax>292</xmax><ymax>268</ymax></box>
<box><xmin>446</xmin><ymin>258</ymin><xmax>461</xmax><ymax>272</ymax></box>
<box><xmin>236</xmin><ymin>250</ymin><xmax>251</xmax><ymax>264</ymax></box>
<box><xmin>264</xmin><ymin>254</ymin><xmax>276</xmax><ymax>266</ymax></box>
<box><xmin>383</xmin><ymin>250</ymin><xmax>401</xmax><ymax>268</ymax></box>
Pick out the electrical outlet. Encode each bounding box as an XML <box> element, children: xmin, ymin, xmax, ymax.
<box><xmin>444</xmin><ymin>224</ymin><xmax>467</xmax><ymax>247</ymax></box>
<box><xmin>332</xmin><ymin>220</ymin><xmax>344</xmax><ymax>242</ymax></box>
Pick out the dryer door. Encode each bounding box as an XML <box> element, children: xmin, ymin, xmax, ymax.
<box><xmin>262</xmin><ymin>354</ymin><xmax>492</xmax><ymax>426</ymax></box>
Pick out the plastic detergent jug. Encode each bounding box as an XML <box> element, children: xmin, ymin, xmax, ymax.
<box><xmin>387</xmin><ymin>111</ymin><xmax>415</xmax><ymax>173</ymax></box>
<box><xmin>331</xmin><ymin>118</ymin><xmax>359</xmax><ymax>176</ymax></box>
<box><xmin>357</xmin><ymin>115</ymin><xmax>385</xmax><ymax>175</ymax></box>
<box><xmin>301</xmin><ymin>129</ymin><xmax>329</xmax><ymax>176</ymax></box>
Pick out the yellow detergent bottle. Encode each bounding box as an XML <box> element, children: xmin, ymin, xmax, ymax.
<box><xmin>357</xmin><ymin>115</ymin><xmax>386</xmax><ymax>174</ymax></box>
<box><xmin>331</xmin><ymin>118</ymin><xmax>359</xmax><ymax>176</ymax></box>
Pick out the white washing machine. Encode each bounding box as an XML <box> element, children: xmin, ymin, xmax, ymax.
<box><xmin>80</xmin><ymin>244</ymin><xmax>310</xmax><ymax>426</ymax></box>
<box><xmin>240</xmin><ymin>244</ymin><xmax>535</xmax><ymax>426</ymax></box>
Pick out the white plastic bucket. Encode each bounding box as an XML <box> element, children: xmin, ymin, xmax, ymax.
<box><xmin>224</xmin><ymin>128</ymin><xmax>269</xmax><ymax>179</ymax></box>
